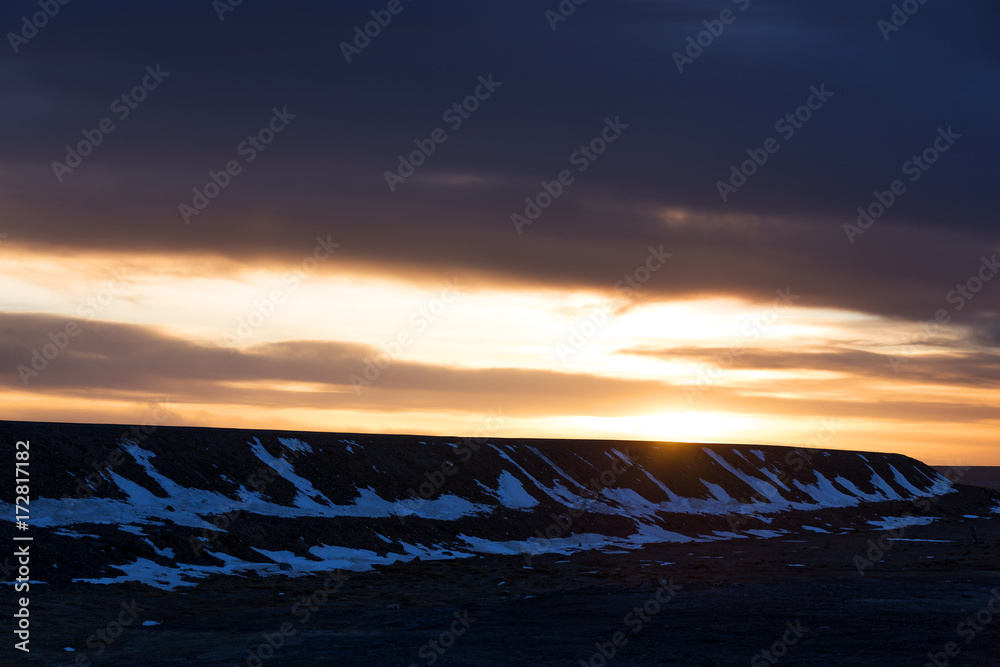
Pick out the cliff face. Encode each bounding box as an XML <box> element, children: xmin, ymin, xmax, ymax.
<box><xmin>3</xmin><ymin>421</ymin><xmax>993</xmax><ymax>590</ymax></box>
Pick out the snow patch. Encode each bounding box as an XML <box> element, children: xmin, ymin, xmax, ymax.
<box><xmin>868</xmin><ymin>515</ymin><xmax>937</xmax><ymax>530</ymax></box>
<box><xmin>886</xmin><ymin>538</ymin><xmax>951</xmax><ymax>543</ymax></box>
<box><xmin>491</xmin><ymin>471</ymin><xmax>539</xmax><ymax>510</ymax></box>
<box><xmin>745</xmin><ymin>529</ymin><xmax>785</xmax><ymax>538</ymax></box>
<box><xmin>801</xmin><ymin>525</ymin><xmax>829</xmax><ymax>533</ymax></box>
<box><xmin>277</xmin><ymin>437</ymin><xmax>312</xmax><ymax>453</ymax></box>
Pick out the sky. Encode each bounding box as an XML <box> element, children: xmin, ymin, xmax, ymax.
<box><xmin>2</xmin><ymin>0</ymin><xmax>998</xmax><ymax>464</ymax></box>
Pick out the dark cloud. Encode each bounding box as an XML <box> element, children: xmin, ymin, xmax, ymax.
<box><xmin>1</xmin><ymin>0</ymin><xmax>998</xmax><ymax>323</ymax></box>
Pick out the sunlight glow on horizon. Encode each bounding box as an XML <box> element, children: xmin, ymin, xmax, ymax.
<box><xmin>2</xmin><ymin>248</ymin><xmax>997</xmax><ymax>465</ymax></box>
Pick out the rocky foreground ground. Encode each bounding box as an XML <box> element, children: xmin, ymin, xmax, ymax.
<box><xmin>4</xmin><ymin>503</ymin><xmax>998</xmax><ymax>666</ymax></box>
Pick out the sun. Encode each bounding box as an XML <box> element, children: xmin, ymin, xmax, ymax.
<box><xmin>570</xmin><ymin>411</ymin><xmax>754</xmax><ymax>443</ymax></box>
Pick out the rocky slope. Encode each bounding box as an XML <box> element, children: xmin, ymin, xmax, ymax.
<box><xmin>2</xmin><ymin>421</ymin><xmax>996</xmax><ymax>590</ymax></box>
